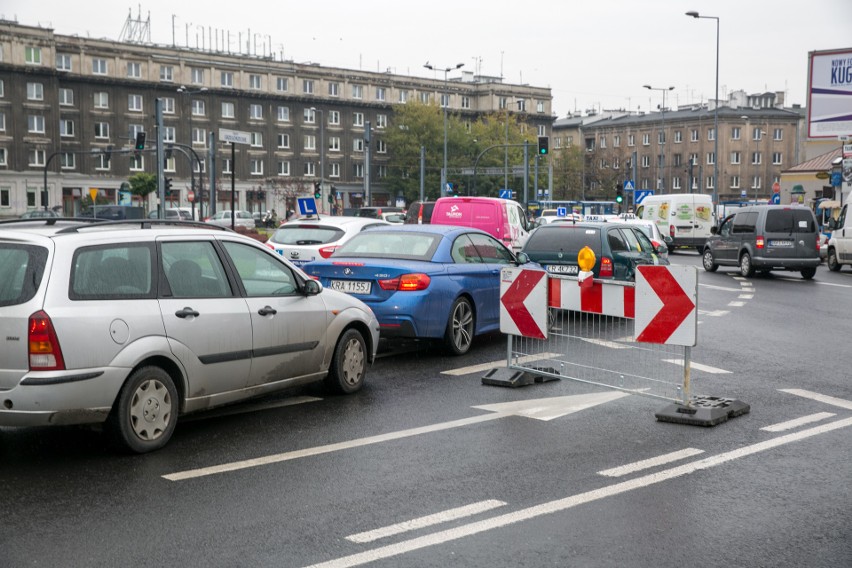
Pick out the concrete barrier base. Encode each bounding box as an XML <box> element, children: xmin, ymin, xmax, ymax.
<box><xmin>481</xmin><ymin>367</ymin><xmax>560</xmax><ymax>388</ymax></box>
<box><xmin>656</xmin><ymin>396</ymin><xmax>750</xmax><ymax>427</ymax></box>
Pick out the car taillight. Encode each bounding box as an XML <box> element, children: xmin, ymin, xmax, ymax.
<box><xmin>318</xmin><ymin>245</ymin><xmax>339</xmax><ymax>258</ymax></box>
<box><xmin>669</xmin><ymin>225</ymin><xmax>675</xmax><ymax>238</ymax></box>
<box><xmin>378</xmin><ymin>273</ymin><xmax>431</xmax><ymax>291</ymax></box>
<box><xmin>29</xmin><ymin>310</ymin><xmax>65</xmax><ymax>371</ymax></box>
<box><xmin>756</xmin><ymin>236</ymin><xmax>765</xmax><ymax>249</ymax></box>
<box><xmin>599</xmin><ymin>257</ymin><xmax>614</xmax><ymax>278</ymax></box>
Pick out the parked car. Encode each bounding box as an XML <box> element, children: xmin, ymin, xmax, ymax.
<box><xmin>0</xmin><ymin>218</ymin><xmax>379</xmax><ymax>453</ymax></box>
<box><xmin>265</xmin><ymin>216</ymin><xmax>390</xmax><ymax>266</ymax></box>
<box><xmin>82</xmin><ymin>205</ymin><xmax>146</xmax><ymax>220</ymax></box>
<box><xmin>354</xmin><ymin>206</ymin><xmax>404</xmax><ymax>219</ymax></box>
<box><xmin>303</xmin><ymin>225</ymin><xmax>529</xmax><ymax>355</ymax></box>
<box><xmin>702</xmin><ymin>204</ymin><xmax>821</xmax><ymax>279</ymax></box>
<box><xmin>206</xmin><ymin>210</ymin><xmax>255</xmax><ymax>229</ymax></box>
<box><xmin>431</xmin><ymin>196</ymin><xmax>534</xmax><ymax>253</ymax></box>
<box><xmin>147</xmin><ymin>207</ymin><xmax>193</xmax><ymax>220</ymax></box>
<box><xmin>522</xmin><ymin>221</ymin><xmax>668</xmax><ymax>281</ymax></box>
<box><xmin>19</xmin><ymin>209</ymin><xmax>60</xmax><ymax>219</ymax></box>
<box><xmin>403</xmin><ymin>201</ymin><xmax>437</xmax><ymax>225</ymax></box>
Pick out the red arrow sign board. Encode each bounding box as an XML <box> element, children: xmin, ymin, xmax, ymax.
<box><xmin>634</xmin><ymin>265</ymin><xmax>697</xmax><ymax>346</ymax></box>
<box><xmin>500</xmin><ymin>267</ymin><xmax>548</xmax><ymax>339</ymax></box>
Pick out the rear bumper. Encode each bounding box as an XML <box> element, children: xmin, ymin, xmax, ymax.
<box><xmin>752</xmin><ymin>256</ymin><xmax>821</xmax><ymax>269</ymax></box>
<box><xmin>670</xmin><ymin>237</ymin><xmax>707</xmax><ymax>247</ymax></box>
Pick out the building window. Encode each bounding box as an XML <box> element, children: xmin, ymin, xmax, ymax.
<box><xmin>0</xmin><ymin>112</ymin><xmax>5</xmax><ymax>132</ymax></box>
<box><xmin>93</xmin><ymin>92</ymin><xmax>109</xmax><ymax>109</ymax></box>
<box><xmin>707</xmin><ymin>175</ymin><xmax>715</xmax><ymax>189</ymax></box>
<box><xmin>249</xmin><ymin>74</ymin><xmax>262</xmax><ymax>90</ymax></box>
<box><xmin>28</xmin><ymin>115</ymin><xmax>46</xmax><ymax>134</ymax></box>
<box><xmin>752</xmin><ymin>128</ymin><xmax>763</xmax><ymax>140</ymax></box>
<box><xmin>772</xmin><ymin>152</ymin><xmax>782</xmax><ymax>165</ymax></box>
<box><xmin>628</xmin><ymin>134</ymin><xmax>635</xmax><ymax>147</ymax></box>
<box><xmin>658</xmin><ymin>131</ymin><xmax>666</xmax><ymax>145</ymax></box>
<box><xmin>191</xmin><ymin>68</ymin><xmax>204</xmax><ymax>84</ymax></box>
<box><xmin>304</xmin><ymin>135</ymin><xmax>316</xmax><ymax>150</ymax></box>
<box><xmin>536</xmin><ymin>100</ymin><xmax>545</xmax><ymax>113</ymax></box>
<box><xmin>353</xmin><ymin>138</ymin><xmax>364</xmax><ymax>152</ymax></box>
<box><xmin>303</xmin><ymin>79</ymin><xmax>314</xmax><ymax>94</ymax></box>
<box><xmin>353</xmin><ymin>112</ymin><xmax>364</xmax><ymax>127</ymax></box>
<box><xmin>752</xmin><ymin>152</ymin><xmax>762</xmax><ymax>165</ymax></box>
<box><xmin>329</xmin><ymin>110</ymin><xmax>340</xmax><ymax>125</ymax></box>
<box><xmin>128</xmin><ymin>124</ymin><xmax>144</xmax><ymax>139</ymax></box>
<box><xmin>751</xmin><ymin>176</ymin><xmax>761</xmax><ymax>189</ymax></box>
<box><xmin>731</xmin><ymin>127</ymin><xmax>741</xmax><ymax>140</ymax></box>
<box><xmin>613</xmin><ymin>135</ymin><xmax>621</xmax><ymax>148</ymax></box>
<box><xmin>376</xmin><ymin>114</ymin><xmax>388</xmax><ymax>129</ymax></box>
<box><xmin>673</xmin><ymin>177</ymin><xmax>682</xmax><ymax>190</ymax></box>
<box><xmin>399</xmin><ymin>90</ymin><xmax>408</xmax><ymax>103</ymax></box>
<box><xmin>498</xmin><ymin>97</ymin><xmax>507</xmax><ymax>110</ymax></box>
<box><xmin>25</xmin><ymin>46</ymin><xmax>42</xmax><ymax>65</ymax></box>
<box><xmin>29</xmin><ymin>149</ymin><xmax>47</xmax><ymax>167</ymax></box>
<box><xmin>730</xmin><ymin>151</ymin><xmax>741</xmax><ymax>165</ymax></box>
<box><xmin>61</xmin><ymin>88</ymin><xmax>76</xmax><ymax>106</ymax></box>
<box><xmin>277</xmin><ymin>161</ymin><xmax>290</xmax><ymax>176</ymax></box>
<box><xmin>222</xmin><ymin>158</ymin><xmax>232</xmax><ymax>175</ymax></box>
<box><xmin>94</xmin><ymin>121</ymin><xmax>109</xmax><ymax>139</ymax></box>
<box><xmin>329</xmin><ymin>137</ymin><xmax>340</xmax><ymax>152</ymax></box>
<box><xmin>773</xmin><ymin>128</ymin><xmax>783</xmax><ymax>141</ymax></box>
<box><xmin>674</xmin><ymin>130</ymin><xmax>683</xmax><ymax>143</ymax></box>
<box><xmin>160</xmin><ymin>65</ymin><xmax>174</xmax><ymax>82</ymax></box>
<box><xmin>277</xmin><ymin>106</ymin><xmax>290</xmax><ymax>122</ymax></box>
<box><xmin>707</xmin><ymin>152</ymin><xmax>716</xmax><ymax>165</ymax></box>
<box><xmin>127</xmin><ymin>61</ymin><xmax>141</xmax><ymax>78</ymax></box>
<box><xmin>250</xmin><ymin>132</ymin><xmax>263</xmax><ymax>147</ymax></box>
<box><xmin>641</xmin><ymin>155</ymin><xmax>650</xmax><ymax>168</ymax></box>
<box><xmin>277</xmin><ymin>133</ymin><xmax>290</xmax><ymax>149</ymax></box>
<box><xmin>690</xmin><ymin>129</ymin><xmax>699</xmax><ymax>142</ymax></box>
<box><xmin>276</xmin><ymin>77</ymin><xmax>289</xmax><ymax>92</ymax></box>
<box><xmin>129</xmin><ymin>154</ymin><xmax>144</xmax><ymax>171</ymax></box>
<box><xmin>352</xmin><ymin>85</ymin><xmax>363</xmax><ymax>99</ymax></box>
<box><xmin>303</xmin><ymin>108</ymin><xmax>316</xmax><ymax>124</ymax></box>
<box><xmin>440</xmin><ymin>93</ymin><xmax>449</xmax><ymax>108</ymax></box>
<box><xmin>377</xmin><ymin>139</ymin><xmax>387</xmax><ymax>154</ymax></box>
<box><xmin>163</xmin><ymin>126</ymin><xmax>176</xmax><ymax>143</ymax></box>
<box><xmin>162</xmin><ymin>97</ymin><xmax>175</xmax><ymax>114</ymax></box>
<box><xmin>708</xmin><ymin>128</ymin><xmax>715</xmax><ymax>141</ymax></box>
<box><xmin>458</xmin><ymin>96</ymin><xmax>470</xmax><ymax>109</ymax></box>
<box><xmin>376</xmin><ymin>87</ymin><xmax>386</xmax><ymax>101</ymax></box>
<box><xmin>192</xmin><ymin>128</ymin><xmax>206</xmax><ymax>146</ymax></box>
<box><xmin>250</xmin><ymin>104</ymin><xmax>263</xmax><ymax>120</ymax></box>
<box><xmin>92</xmin><ymin>58</ymin><xmax>107</xmax><ymax>75</ymax></box>
<box><xmin>0</xmin><ymin>183</ymin><xmax>8</xmax><ymax>202</ymax></box>
<box><xmin>250</xmin><ymin>159</ymin><xmax>264</xmax><ymax>175</ymax></box>
<box><xmin>420</xmin><ymin>92</ymin><xmax>430</xmax><ymax>104</ymax></box>
<box><xmin>128</xmin><ymin>94</ymin><xmax>143</xmax><ymax>112</ymax></box>
<box><xmin>642</xmin><ymin>134</ymin><xmax>650</xmax><ymax>146</ymax></box>
<box><xmin>94</xmin><ymin>153</ymin><xmax>110</xmax><ymax>170</ymax></box>
<box><xmin>222</xmin><ymin>102</ymin><xmax>235</xmax><ymax>119</ymax></box>
<box><xmin>192</xmin><ymin>100</ymin><xmax>206</xmax><ymax>117</ymax></box>
<box><xmin>599</xmin><ymin>136</ymin><xmax>607</xmax><ymax>149</ymax></box>
<box><xmin>221</xmin><ymin>71</ymin><xmax>234</xmax><ymax>88</ymax></box>
<box><xmin>59</xmin><ymin>119</ymin><xmax>75</xmax><ymax>137</ymax></box>
<box><xmin>377</xmin><ymin>165</ymin><xmax>387</xmax><ymax>178</ymax></box>
<box><xmin>353</xmin><ymin>163</ymin><xmax>364</xmax><ymax>178</ymax></box>
<box><xmin>613</xmin><ymin>157</ymin><xmax>620</xmax><ymax>169</ymax></box>
<box><xmin>328</xmin><ymin>82</ymin><xmax>339</xmax><ymax>97</ymax></box>
<box><xmin>193</xmin><ymin>160</ymin><xmax>206</xmax><ymax>174</ymax></box>
<box><xmin>731</xmin><ymin>175</ymin><xmax>740</xmax><ymax>189</ymax></box>
<box><xmin>26</xmin><ymin>82</ymin><xmax>44</xmax><ymax>101</ymax></box>
<box><xmin>538</xmin><ymin>125</ymin><xmax>546</xmax><ymax>137</ymax></box>
<box><xmin>304</xmin><ymin>162</ymin><xmax>316</xmax><ymax>177</ymax></box>
<box><xmin>60</xmin><ymin>152</ymin><xmax>76</xmax><ymax>169</ymax></box>
<box><xmin>330</xmin><ymin>162</ymin><xmax>340</xmax><ymax>178</ymax></box>
<box><xmin>56</xmin><ymin>53</ymin><xmax>71</xmax><ymax>71</ymax></box>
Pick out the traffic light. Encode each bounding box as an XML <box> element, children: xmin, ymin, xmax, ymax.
<box><xmin>537</xmin><ymin>136</ymin><xmax>549</xmax><ymax>156</ymax></box>
<box><xmin>314</xmin><ymin>182</ymin><xmax>322</xmax><ymax>200</ymax></box>
<box><xmin>134</xmin><ymin>132</ymin><xmax>146</xmax><ymax>150</ymax></box>
<box><xmin>615</xmin><ymin>183</ymin><xmax>624</xmax><ymax>204</ymax></box>
<box><xmin>164</xmin><ymin>177</ymin><xmax>173</xmax><ymax>191</ymax></box>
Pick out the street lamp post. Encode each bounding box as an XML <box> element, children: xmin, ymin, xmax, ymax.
<box><xmin>424</xmin><ymin>62</ymin><xmax>464</xmax><ymax>197</ymax></box>
<box><xmin>686</xmin><ymin>10</ymin><xmax>720</xmax><ymax>214</ymax></box>
<box><xmin>177</xmin><ymin>85</ymin><xmax>207</xmax><ymax>219</ymax></box>
<box><xmin>643</xmin><ymin>84</ymin><xmax>674</xmax><ymax>194</ymax></box>
<box><xmin>310</xmin><ymin>107</ymin><xmax>325</xmax><ymax>213</ymax></box>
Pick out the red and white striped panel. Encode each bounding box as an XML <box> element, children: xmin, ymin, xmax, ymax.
<box><xmin>548</xmin><ymin>276</ymin><xmax>635</xmax><ymax>319</ymax></box>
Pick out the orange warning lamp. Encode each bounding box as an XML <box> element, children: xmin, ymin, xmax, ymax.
<box><xmin>577</xmin><ymin>246</ymin><xmax>596</xmax><ymax>272</ymax></box>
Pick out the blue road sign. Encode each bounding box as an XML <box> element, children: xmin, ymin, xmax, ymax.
<box><xmin>634</xmin><ymin>190</ymin><xmax>654</xmax><ymax>204</ymax></box>
<box><xmin>499</xmin><ymin>189</ymin><xmax>512</xmax><ymax>199</ymax></box>
<box><xmin>557</xmin><ymin>206</ymin><xmax>567</xmax><ymax>217</ymax></box>
<box><xmin>624</xmin><ymin>180</ymin><xmax>635</xmax><ymax>191</ymax></box>
<box><xmin>770</xmin><ymin>193</ymin><xmax>781</xmax><ymax>204</ymax></box>
<box><xmin>298</xmin><ymin>197</ymin><xmax>318</xmax><ymax>216</ymax></box>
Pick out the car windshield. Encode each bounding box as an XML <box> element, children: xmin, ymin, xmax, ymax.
<box><xmin>523</xmin><ymin>226</ymin><xmax>602</xmax><ymax>260</ymax></box>
<box><xmin>334</xmin><ymin>231</ymin><xmax>440</xmax><ymax>261</ymax></box>
<box><xmin>271</xmin><ymin>225</ymin><xmax>345</xmax><ymax>245</ymax></box>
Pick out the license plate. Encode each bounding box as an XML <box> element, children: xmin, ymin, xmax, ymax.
<box><xmin>769</xmin><ymin>240</ymin><xmax>793</xmax><ymax>247</ymax></box>
<box><xmin>330</xmin><ymin>280</ymin><xmax>371</xmax><ymax>294</ymax></box>
<box><xmin>546</xmin><ymin>264</ymin><xmax>578</xmax><ymax>275</ymax></box>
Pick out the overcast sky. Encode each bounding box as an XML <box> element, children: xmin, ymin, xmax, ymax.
<box><xmin>4</xmin><ymin>0</ymin><xmax>850</xmax><ymax>117</ymax></box>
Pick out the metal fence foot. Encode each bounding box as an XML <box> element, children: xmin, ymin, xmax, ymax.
<box><xmin>481</xmin><ymin>367</ymin><xmax>561</xmax><ymax>388</ymax></box>
<box><xmin>655</xmin><ymin>396</ymin><xmax>750</xmax><ymax>427</ymax></box>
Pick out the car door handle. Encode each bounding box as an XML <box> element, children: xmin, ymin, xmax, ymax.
<box><xmin>175</xmin><ymin>307</ymin><xmax>200</xmax><ymax>318</ymax></box>
<box><xmin>258</xmin><ymin>306</ymin><xmax>277</xmax><ymax>316</ymax></box>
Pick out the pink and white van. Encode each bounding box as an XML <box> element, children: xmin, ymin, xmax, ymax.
<box><xmin>431</xmin><ymin>197</ymin><xmax>533</xmax><ymax>252</ymax></box>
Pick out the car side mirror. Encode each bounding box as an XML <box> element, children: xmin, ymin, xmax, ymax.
<box><xmin>514</xmin><ymin>252</ymin><xmax>530</xmax><ymax>265</ymax></box>
<box><xmin>303</xmin><ymin>279</ymin><xmax>322</xmax><ymax>296</ymax></box>
<box><xmin>663</xmin><ymin>235</ymin><xmax>673</xmax><ymax>244</ymax></box>
<box><xmin>655</xmin><ymin>243</ymin><xmax>669</xmax><ymax>256</ymax></box>
<box><xmin>710</xmin><ymin>225</ymin><xmax>718</xmax><ymax>235</ymax></box>
<box><xmin>828</xmin><ymin>218</ymin><xmax>837</xmax><ymax>230</ymax></box>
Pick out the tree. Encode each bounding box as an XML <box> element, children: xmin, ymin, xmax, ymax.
<box><xmin>127</xmin><ymin>172</ymin><xmax>157</xmax><ymax>202</ymax></box>
<box><xmin>551</xmin><ymin>145</ymin><xmax>585</xmax><ymax>201</ymax></box>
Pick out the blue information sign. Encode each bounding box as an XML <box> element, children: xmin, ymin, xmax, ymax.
<box><xmin>499</xmin><ymin>189</ymin><xmax>512</xmax><ymax>199</ymax></box>
<box><xmin>556</xmin><ymin>206</ymin><xmax>567</xmax><ymax>217</ymax></box>
<box><xmin>623</xmin><ymin>180</ymin><xmax>635</xmax><ymax>191</ymax></box>
<box><xmin>298</xmin><ymin>197</ymin><xmax>318</xmax><ymax>216</ymax></box>
<box><xmin>634</xmin><ymin>190</ymin><xmax>654</xmax><ymax>204</ymax></box>
<box><xmin>770</xmin><ymin>193</ymin><xmax>781</xmax><ymax>204</ymax></box>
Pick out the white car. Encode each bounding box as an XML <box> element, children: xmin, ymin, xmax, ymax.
<box><xmin>206</xmin><ymin>210</ymin><xmax>255</xmax><ymax>229</ymax></box>
<box><xmin>620</xmin><ymin>219</ymin><xmax>672</xmax><ymax>259</ymax></box>
<box><xmin>265</xmin><ymin>216</ymin><xmax>390</xmax><ymax>266</ymax></box>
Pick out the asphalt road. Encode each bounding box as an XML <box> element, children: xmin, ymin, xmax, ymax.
<box><xmin>2</xmin><ymin>252</ymin><xmax>851</xmax><ymax>567</ymax></box>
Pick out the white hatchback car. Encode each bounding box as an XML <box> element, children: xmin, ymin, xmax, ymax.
<box><xmin>0</xmin><ymin>218</ymin><xmax>379</xmax><ymax>453</ymax></box>
<box><xmin>206</xmin><ymin>210</ymin><xmax>256</xmax><ymax>229</ymax></box>
<box><xmin>265</xmin><ymin>216</ymin><xmax>390</xmax><ymax>266</ymax></box>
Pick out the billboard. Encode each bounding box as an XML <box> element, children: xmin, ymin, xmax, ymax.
<box><xmin>807</xmin><ymin>48</ymin><xmax>852</xmax><ymax>139</ymax></box>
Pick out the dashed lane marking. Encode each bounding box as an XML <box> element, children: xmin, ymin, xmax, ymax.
<box><xmin>738</xmin><ymin>294</ymin><xmax>754</xmax><ymax>299</ymax></box>
<box><xmin>597</xmin><ymin>448</ymin><xmax>705</xmax><ymax>477</ymax></box>
<box><xmin>761</xmin><ymin>412</ymin><xmax>836</xmax><ymax>432</ymax></box>
<box><xmin>780</xmin><ymin>389</ymin><xmax>852</xmax><ymax>411</ymax></box>
<box><xmin>727</xmin><ymin>301</ymin><xmax>745</xmax><ymax>307</ymax></box>
<box><xmin>698</xmin><ymin>309</ymin><xmax>730</xmax><ymax>317</ymax></box>
<box><xmin>662</xmin><ymin>359</ymin><xmax>731</xmax><ymax>374</ymax></box>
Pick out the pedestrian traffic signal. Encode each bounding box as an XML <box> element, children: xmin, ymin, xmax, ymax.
<box><xmin>537</xmin><ymin>136</ymin><xmax>549</xmax><ymax>156</ymax></box>
<box><xmin>134</xmin><ymin>132</ymin><xmax>146</xmax><ymax>151</ymax></box>
<box><xmin>314</xmin><ymin>182</ymin><xmax>322</xmax><ymax>200</ymax></box>
<box><xmin>615</xmin><ymin>183</ymin><xmax>624</xmax><ymax>204</ymax></box>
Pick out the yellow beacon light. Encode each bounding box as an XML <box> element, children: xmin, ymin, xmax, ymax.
<box><xmin>577</xmin><ymin>246</ymin><xmax>596</xmax><ymax>272</ymax></box>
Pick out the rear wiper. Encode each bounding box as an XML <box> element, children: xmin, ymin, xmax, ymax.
<box><xmin>295</xmin><ymin>240</ymin><xmax>323</xmax><ymax>245</ymax></box>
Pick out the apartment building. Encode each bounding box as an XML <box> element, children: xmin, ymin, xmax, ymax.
<box><xmin>0</xmin><ymin>20</ymin><xmax>552</xmax><ymax>217</ymax></box>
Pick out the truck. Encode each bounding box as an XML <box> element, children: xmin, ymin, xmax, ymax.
<box><xmin>827</xmin><ymin>203</ymin><xmax>851</xmax><ymax>271</ymax></box>
<box><xmin>636</xmin><ymin>193</ymin><xmax>715</xmax><ymax>252</ymax></box>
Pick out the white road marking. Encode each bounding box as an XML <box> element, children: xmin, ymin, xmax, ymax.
<box><xmin>814</xmin><ymin>281</ymin><xmax>852</xmax><ymax>288</ymax></box>
<box><xmin>727</xmin><ymin>301</ymin><xmax>745</xmax><ymax>307</ymax></box>
<box><xmin>302</xmin><ymin>416</ymin><xmax>852</xmax><ymax>568</ymax></box>
<box><xmin>345</xmin><ymin>500</ymin><xmax>507</xmax><ymax>543</ymax></box>
<box><xmin>698</xmin><ymin>309</ymin><xmax>729</xmax><ymax>317</ymax></box>
<box><xmin>580</xmin><ymin>338</ymin><xmax>632</xmax><ymax>349</ymax></box>
<box><xmin>699</xmin><ymin>284</ymin><xmax>745</xmax><ymax>292</ymax></box>
<box><xmin>761</xmin><ymin>412</ymin><xmax>836</xmax><ymax>432</ymax></box>
<box><xmin>164</xmin><ymin>393</ymin><xmax>629</xmax><ymax>481</ymax></box>
<box><xmin>662</xmin><ymin>359</ymin><xmax>731</xmax><ymax>374</ymax></box>
<box><xmin>738</xmin><ymin>294</ymin><xmax>754</xmax><ymax>299</ymax></box>
<box><xmin>732</xmin><ymin>276</ymin><xmax>746</xmax><ymax>281</ymax></box>
<box><xmin>780</xmin><ymin>389</ymin><xmax>852</xmax><ymax>411</ymax></box>
<box><xmin>774</xmin><ymin>277</ymin><xmax>852</xmax><ymax>289</ymax></box>
<box><xmin>597</xmin><ymin>448</ymin><xmax>705</xmax><ymax>477</ymax></box>
<box><xmin>441</xmin><ymin>353</ymin><xmax>560</xmax><ymax>376</ymax></box>
<box><xmin>180</xmin><ymin>396</ymin><xmax>321</xmax><ymax>422</ymax></box>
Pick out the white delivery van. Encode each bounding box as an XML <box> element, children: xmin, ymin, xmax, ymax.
<box><xmin>637</xmin><ymin>193</ymin><xmax>714</xmax><ymax>252</ymax></box>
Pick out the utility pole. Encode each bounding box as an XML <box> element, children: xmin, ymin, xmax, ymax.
<box><xmin>155</xmin><ymin>98</ymin><xmax>165</xmax><ymax>219</ymax></box>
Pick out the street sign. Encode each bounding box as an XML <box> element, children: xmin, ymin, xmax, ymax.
<box><xmin>772</xmin><ymin>182</ymin><xmax>780</xmax><ymax>193</ymax></box>
<box><xmin>770</xmin><ymin>193</ymin><xmax>781</xmax><ymax>204</ymax></box>
<box><xmin>297</xmin><ymin>197</ymin><xmax>318</xmax><ymax>216</ymax></box>
<box><xmin>634</xmin><ymin>190</ymin><xmax>654</xmax><ymax>204</ymax></box>
<box><xmin>498</xmin><ymin>189</ymin><xmax>512</xmax><ymax>199</ymax></box>
<box><xmin>624</xmin><ymin>180</ymin><xmax>635</xmax><ymax>191</ymax></box>
<box><xmin>634</xmin><ymin>265</ymin><xmax>697</xmax><ymax>346</ymax></box>
<box><xmin>741</xmin><ymin>189</ymin><xmax>748</xmax><ymax>197</ymax></box>
<box><xmin>499</xmin><ymin>266</ymin><xmax>548</xmax><ymax>339</ymax></box>
<box><xmin>219</xmin><ymin>128</ymin><xmax>251</xmax><ymax>145</ymax></box>
<box><xmin>557</xmin><ymin>206</ymin><xmax>567</xmax><ymax>217</ymax></box>
<box><xmin>187</xmin><ymin>191</ymin><xmax>196</xmax><ymax>203</ymax></box>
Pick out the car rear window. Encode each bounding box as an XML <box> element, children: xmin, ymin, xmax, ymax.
<box><xmin>335</xmin><ymin>231</ymin><xmax>440</xmax><ymax>261</ymax></box>
<box><xmin>271</xmin><ymin>225</ymin><xmax>345</xmax><ymax>245</ymax></box>
<box><xmin>765</xmin><ymin>209</ymin><xmax>816</xmax><ymax>233</ymax></box>
<box><xmin>0</xmin><ymin>244</ymin><xmax>47</xmax><ymax>306</ymax></box>
<box><xmin>523</xmin><ymin>226</ymin><xmax>603</xmax><ymax>257</ymax></box>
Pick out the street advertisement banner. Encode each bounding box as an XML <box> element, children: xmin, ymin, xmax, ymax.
<box><xmin>807</xmin><ymin>48</ymin><xmax>852</xmax><ymax>139</ymax></box>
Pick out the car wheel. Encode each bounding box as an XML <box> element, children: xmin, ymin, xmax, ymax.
<box><xmin>325</xmin><ymin>328</ymin><xmax>367</xmax><ymax>394</ymax></box>
<box><xmin>108</xmin><ymin>366</ymin><xmax>178</xmax><ymax>454</ymax></box>
<box><xmin>801</xmin><ymin>267</ymin><xmax>817</xmax><ymax>280</ymax></box>
<box><xmin>739</xmin><ymin>252</ymin><xmax>755</xmax><ymax>277</ymax></box>
<box><xmin>827</xmin><ymin>248</ymin><xmax>841</xmax><ymax>272</ymax></box>
<box><xmin>444</xmin><ymin>297</ymin><xmax>474</xmax><ymax>355</ymax></box>
<box><xmin>702</xmin><ymin>249</ymin><xmax>718</xmax><ymax>272</ymax></box>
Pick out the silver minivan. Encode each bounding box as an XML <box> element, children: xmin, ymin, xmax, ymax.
<box><xmin>702</xmin><ymin>205</ymin><xmax>821</xmax><ymax>279</ymax></box>
<box><xmin>0</xmin><ymin>219</ymin><xmax>379</xmax><ymax>453</ymax></box>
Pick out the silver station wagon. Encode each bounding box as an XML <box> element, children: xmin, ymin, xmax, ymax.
<box><xmin>0</xmin><ymin>219</ymin><xmax>379</xmax><ymax>453</ymax></box>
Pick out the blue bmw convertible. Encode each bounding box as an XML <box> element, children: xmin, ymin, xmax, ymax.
<box><xmin>303</xmin><ymin>225</ymin><xmax>530</xmax><ymax>355</ymax></box>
